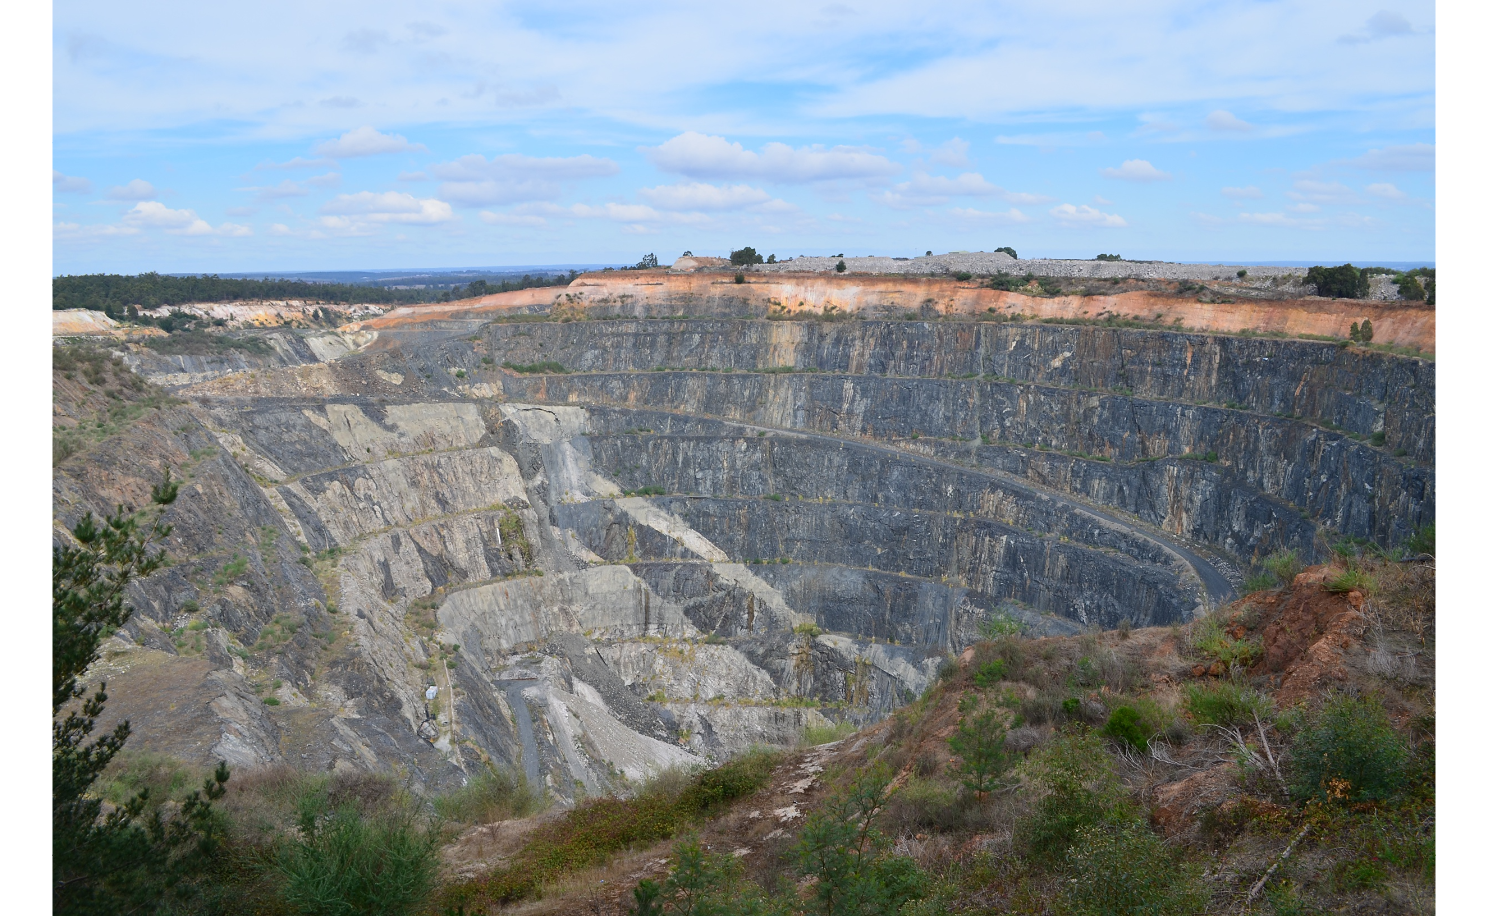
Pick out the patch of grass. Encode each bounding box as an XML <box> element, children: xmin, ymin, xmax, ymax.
<box><xmin>446</xmin><ymin>749</ymin><xmax>778</xmax><ymax>907</ymax></box>
<box><xmin>622</xmin><ymin>484</ymin><xmax>666</xmax><ymax>497</ymax></box>
<box><xmin>802</xmin><ymin>720</ymin><xmax>857</xmax><ymax>746</ymax></box>
<box><xmin>1189</xmin><ymin>613</ymin><xmax>1262</xmax><ymax>668</ymax></box>
<box><xmin>1323</xmin><ymin>564</ymin><xmax>1377</xmax><ymax>595</ymax></box>
<box><xmin>142</xmin><ymin>330</ymin><xmax>274</xmax><ymax>357</ymax></box>
<box><xmin>1183</xmin><ymin>681</ymin><xmax>1275</xmax><ymax>727</ymax></box>
<box><xmin>431</xmin><ymin>766</ymin><xmax>544</xmax><ymax>825</ymax></box>
<box><xmin>501</xmin><ymin>360</ymin><xmax>567</xmax><ymax>374</ymax></box>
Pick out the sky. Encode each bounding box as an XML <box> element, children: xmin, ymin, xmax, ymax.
<box><xmin>51</xmin><ymin>1</ymin><xmax>1436</xmax><ymax>274</ymax></box>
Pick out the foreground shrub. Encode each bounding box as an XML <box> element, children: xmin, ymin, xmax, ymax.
<box><xmin>276</xmin><ymin>806</ymin><xmax>439</xmax><ymax>916</ymax></box>
<box><xmin>1183</xmin><ymin>681</ymin><xmax>1275</xmax><ymax>728</ymax></box>
<box><xmin>1289</xmin><ymin>693</ymin><xmax>1407</xmax><ymax>802</ymax></box>
<box><xmin>949</xmin><ymin>708</ymin><xmax>1012</xmax><ymax>798</ymax></box>
<box><xmin>1055</xmin><ymin>823</ymin><xmax>1206</xmax><ymax>916</ymax></box>
<box><xmin>1102</xmin><ymin>705</ymin><xmax>1157</xmax><ymax>751</ymax></box>
<box><xmin>1016</xmin><ymin>732</ymin><xmax>1132</xmax><ymax>867</ymax></box>
<box><xmin>431</xmin><ymin>766</ymin><xmax>543</xmax><ymax>825</ymax></box>
<box><xmin>791</xmin><ymin>764</ymin><xmax>927</xmax><ymax>915</ymax></box>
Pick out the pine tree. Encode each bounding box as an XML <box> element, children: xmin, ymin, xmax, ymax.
<box><xmin>53</xmin><ymin>470</ymin><xmax>231</xmax><ymax>915</ymax></box>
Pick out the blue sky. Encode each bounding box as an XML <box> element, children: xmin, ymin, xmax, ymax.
<box><xmin>51</xmin><ymin>1</ymin><xmax>1436</xmax><ymax>274</ymax></box>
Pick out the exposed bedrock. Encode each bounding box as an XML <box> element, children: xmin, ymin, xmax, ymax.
<box><xmin>504</xmin><ymin>371</ymin><xmax>1431</xmax><ymax>552</ymax></box>
<box><xmin>61</xmin><ymin>309</ymin><xmax>1434</xmax><ymax>799</ymax></box>
<box><xmin>575</xmin><ymin>415</ymin><xmax>1317</xmax><ymax>563</ymax></box>
<box><xmin>467</xmin><ymin>320</ymin><xmax>1434</xmax><ymax>459</ymax></box>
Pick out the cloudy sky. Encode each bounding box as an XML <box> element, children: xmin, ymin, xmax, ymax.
<box><xmin>52</xmin><ymin>1</ymin><xmax>1435</xmax><ymax>274</ymax></box>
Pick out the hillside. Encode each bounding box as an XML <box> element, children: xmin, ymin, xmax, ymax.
<box><xmin>51</xmin><ymin>255</ymin><xmax>1435</xmax><ymax>914</ymax></box>
<box><xmin>439</xmin><ymin>553</ymin><xmax>1434</xmax><ymax>914</ymax></box>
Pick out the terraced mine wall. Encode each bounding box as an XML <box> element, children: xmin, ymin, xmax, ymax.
<box><xmin>406</xmin><ymin>319</ymin><xmax>1431</xmax><ymax>554</ymax></box>
<box><xmin>55</xmin><ymin>299</ymin><xmax>1434</xmax><ymax>801</ymax></box>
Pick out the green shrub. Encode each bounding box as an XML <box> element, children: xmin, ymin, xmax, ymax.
<box><xmin>1055</xmin><ymin>823</ymin><xmax>1206</xmax><ymax>916</ymax></box>
<box><xmin>949</xmin><ymin>708</ymin><xmax>1011</xmax><ymax>797</ymax></box>
<box><xmin>729</xmin><ymin>247</ymin><xmax>763</xmax><ymax>266</ymax></box>
<box><xmin>275</xmin><ymin>806</ymin><xmax>439</xmax><ymax>916</ymax></box>
<box><xmin>1016</xmin><ymin>732</ymin><xmax>1132</xmax><ymax>867</ymax></box>
<box><xmin>1289</xmin><ymin>693</ymin><xmax>1407</xmax><ymax>802</ymax></box>
<box><xmin>835</xmin><ymin>260</ymin><xmax>847</xmax><ymax>273</ymax></box>
<box><xmin>1183</xmin><ymin>681</ymin><xmax>1274</xmax><ymax>727</ymax></box>
<box><xmin>955</xmin><ymin>271</ymin><xmax>974</xmax><ymax>282</ymax></box>
<box><xmin>995</xmin><ymin>246</ymin><xmax>1018</xmax><ymax>259</ymax></box>
<box><xmin>791</xmin><ymin>764</ymin><xmax>927</xmax><ymax>915</ymax></box>
<box><xmin>431</xmin><ymin>767</ymin><xmax>543</xmax><ymax>825</ymax></box>
<box><xmin>1103</xmin><ymin>705</ymin><xmax>1156</xmax><ymax>751</ymax></box>
<box><xmin>972</xmin><ymin>659</ymin><xmax>1007</xmax><ymax>687</ymax></box>
<box><xmin>1407</xmin><ymin>523</ymin><xmax>1434</xmax><ymax>556</ymax></box>
<box><xmin>734</xmin><ymin>271</ymin><xmax>746</xmax><ymax>284</ymax></box>
<box><xmin>1305</xmin><ymin>264</ymin><xmax>1368</xmax><ymax>299</ymax></box>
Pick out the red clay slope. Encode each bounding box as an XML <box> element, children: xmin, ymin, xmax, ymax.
<box><xmin>351</xmin><ymin>271</ymin><xmax>1436</xmax><ymax>353</ymax></box>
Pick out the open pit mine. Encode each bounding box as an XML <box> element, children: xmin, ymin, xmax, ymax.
<box><xmin>52</xmin><ymin>255</ymin><xmax>1435</xmax><ymax>803</ymax></box>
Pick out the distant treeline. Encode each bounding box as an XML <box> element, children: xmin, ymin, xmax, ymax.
<box><xmin>53</xmin><ymin>272</ymin><xmax>578</xmax><ymax>315</ymax></box>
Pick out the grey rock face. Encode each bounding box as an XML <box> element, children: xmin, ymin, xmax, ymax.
<box><xmin>62</xmin><ymin>308</ymin><xmax>1431</xmax><ymax>799</ymax></box>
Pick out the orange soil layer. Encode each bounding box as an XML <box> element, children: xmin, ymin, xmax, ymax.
<box><xmin>353</xmin><ymin>271</ymin><xmax>1436</xmax><ymax>353</ymax></box>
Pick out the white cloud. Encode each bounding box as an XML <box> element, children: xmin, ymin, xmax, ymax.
<box><xmin>122</xmin><ymin>201</ymin><xmax>250</xmax><ymax>236</ymax></box>
<box><xmin>638</xmin><ymin>182</ymin><xmax>771</xmax><ymax>211</ymax></box>
<box><xmin>1341</xmin><ymin>143</ymin><xmax>1434</xmax><ymax>172</ymax></box>
<box><xmin>948</xmin><ymin>207</ymin><xmax>1029</xmax><ymax>223</ymax></box>
<box><xmin>1339</xmin><ymin>10</ymin><xmax>1415</xmax><ymax>44</ymax></box>
<box><xmin>929</xmin><ymin>137</ymin><xmax>971</xmax><ymax>167</ymax></box>
<box><xmin>53</xmin><ymin>171</ymin><xmax>93</xmax><ymax>194</ymax></box>
<box><xmin>1049</xmin><ymin>203</ymin><xmax>1127</xmax><ymax>227</ymax></box>
<box><xmin>1189</xmin><ymin>212</ymin><xmax>1224</xmax><ymax>225</ymax></box>
<box><xmin>877</xmin><ymin>172</ymin><xmax>1049</xmax><ymax>209</ymax></box>
<box><xmin>431</xmin><ymin>153</ymin><xmax>620</xmax><ymax>206</ymax></box>
<box><xmin>645</xmin><ymin>132</ymin><xmax>899</xmax><ymax>183</ymax></box>
<box><xmin>398</xmin><ymin>171</ymin><xmax>429</xmax><ymax>181</ymax></box>
<box><xmin>1205</xmin><ymin>109</ymin><xmax>1253</xmax><ymax>132</ymax></box>
<box><xmin>1289</xmin><ymin>179</ymin><xmax>1358</xmax><ymax>204</ymax></box>
<box><xmin>1091</xmin><ymin>195</ymin><xmax>1112</xmax><ymax>205</ymax></box>
<box><xmin>1237</xmin><ymin>211</ymin><xmax>1323</xmax><ymax>229</ymax></box>
<box><xmin>306</xmin><ymin>172</ymin><xmax>341</xmax><ymax>188</ymax></box>
<box><xmin>570</xmin><ymin>202</ymin><xmax>662</xmax><ymax>222</ymax></box>
<box><xmin>480</xmin><ymin>211</ymin><xmax>548</xmax><ymax>228</ymax></box>
<box><xmin>1100</xmin><ymin>159</ymin><xmax>1171</xmax><ymax>182</ymax></box>
<box><xmin>54</xmin><ymin>221</ymin><xmax>140</xmax><ymax>239</ymax></box>
<box><xmin>1366</xmin><ymin>182</ymin><xmax>1407</xmax><ymax>200</ymax></box>
<box><xmin>240</xmin><ymin>179</ymin><xmax>309</xmax><ymax>201</ymax></box>
<box><xmin>255</xmin><ymin>157</ymin><xmax>334</xmax><ymax>171</ymax></box>
<box><xmin>313</xmin><ymin>126</ymin><xmax>426</xmax><ymax>158</ymax></box>
<box><xmin>106</xmin><ymin>179</ymin><xmax>157</xmax><ymax>200</ymax></box>
<box><xmin>268</xmin><ymin>223</ymin><xmax>295</xmax><ymax>236</ymax></box>
<box><xmin>1289</xmin><ymin>202</ymin><xmax>1321</xmax><ymax>213</ymax></box>
<box><xmin>1221</xmin><ymin>185</ymin><xmax>1264</xmax><ymax>199</ymax></box>
<box><xmin>319</xmin><ymin>191</ymin><xmax>455</xmax><ymax>225</ymax></box>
